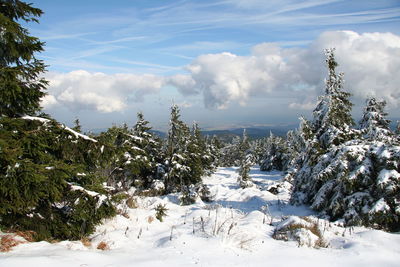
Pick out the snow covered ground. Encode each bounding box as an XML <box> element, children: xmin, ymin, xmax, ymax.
<box><xmin>1</xmin><ymin>167</ymin><xmax>399</xmax><ymax>267</ymax></box>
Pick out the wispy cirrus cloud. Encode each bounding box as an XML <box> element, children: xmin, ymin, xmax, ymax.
<box><xmin>33</xmin><ymin>0</ymin><xmax>400</xmax><ymax>75</ymax></box>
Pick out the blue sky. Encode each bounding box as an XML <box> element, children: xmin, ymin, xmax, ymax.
<box><xmin>28</xmin><ymin>0</ymin><xmax>400</xmax><ymax>130</ymax></box>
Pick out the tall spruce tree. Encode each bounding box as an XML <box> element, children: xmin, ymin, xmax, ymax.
<box><xmin>165</xmin><ymin>105</ymin><xmax>192</xmax><ymax>192</ymax></box>
<box><xmin>311</xmin><ymin>48</ymin><xmax>355</xmax><ymax>150</ymax></box>
<box><xmin>0</xmin><ymin>0</ymin><xmax>48</xmax><ymax>117</ymax></box>
<box><xmin>291</xmin><ymin>49</ymin><xmax>355</xmax><ymax>206</ymax></box>
<box><xmin>0</xmin><ymin>2</ymin><xmax>116</xmax><ymax>240</ymax></box>
<box><xmin>290</xmin><ymin>51</ymin><xmax>400</xmax><ymax>231</ymax></box>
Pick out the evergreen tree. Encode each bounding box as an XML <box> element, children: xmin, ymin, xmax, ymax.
<box><xmin>359</xmin><ymin>98</ymin><xmax>392</xmax><ymax>142</ymax></box>
<box><xmin>291</xmin><ymin>49</ymin><xmax>355</xmax><ymax>205</ymax></box>
<box><xmin>236</xmin><ymin>129</ymin><xmax>254</xmax><ymax>188</ymax></box>
<box><xmin>238</xmin><ymin>153</ymin><xmax>254</xmax><ymax>188</ymax></box>
<box><xmin>311</xmin><ymin>48</ymin><xmax>355</xmax><ymax>150</ymax></box>
<box><xmin>164</xmin><ymin>105</ymin><xmax>193</xmax><ymax>192</ymax></box>
<box><xmin>0</xmin><ymin>0</ymin><xmax>48</xmax><ymax>117</ymax></box>
<box><xmin>290</xmin><ymin>51</ymin><xmax>400</xmax><ymax>232</ymax></box>
<box><xmin>128</xmin><ymin>112</ymin><xmax>162</xmax><ymax>190</ymax></box>
<box><xmin>187</xmin><ymin>122</ymin><xmax>206</xmax><ymax>179</ymax></box>
<box><xmin>0</xmin><ymin>1</ymin><xmax>115</xmax><ymax>240</ymax></box>
<box><xmin>72</xmin><ymin>118</ymin><xmax>82</xmax><ymax>133</ymax></box>
<box><xmin>260</xmin><ymin>133</ymin><xmax>289</xmax><ymax>172</ymax></box>
<box><xmin>0</xmin><ymin>116</ymin><xmax>115</xmax><ymax>240</ymax></box>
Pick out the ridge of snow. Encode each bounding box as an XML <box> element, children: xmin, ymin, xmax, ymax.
<box><xmin>21</xmin><ymin>115</ymin><xmax>50</xmax><ymax>123</ymax></box>
<box><xmin>378</xmin><ymin>169</ymin><xmax>400</xmax><ymax>184</ymax></box>
<box><xmin>63</xmin><ymin>126</ymin><xmax>97</xmax><ymax>143</ymax></box>
<box><xmin>21</xmin><ymin>115</ymin><xmax>97</xmax><ymax>143</ymax></box>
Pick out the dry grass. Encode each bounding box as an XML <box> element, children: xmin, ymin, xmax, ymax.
<box><xmin>81</xmin><ymin>237</ymin><xmax>92</xmax><ymax>247</ymax></box>
<box><xmin>147</xmin><ymin>216</ymin><xmax>155</xmax><ymax>224</ymax></box>
<box><xmin>0</xmin><ymin>235</ymin><xmax>25</xmax><ymax>252</ymax></box>
<box><xmin>126</xmin><ymin>197</ymin><xmax>138</xmax><ymax>209</ymax></box>
<box><xmin>15</xmin><ymin>231</ymin><xmax>36</xmax><ymax>242</ymax></box>
<box><xmin>96</xmin><ymin>241</ymin><xmax>109</xmax><ymax>250</ymax></box>
<box><xmin>273</xmin><ymin>217</ymin><xmax>329</xmax><ymax>248</ymax></box>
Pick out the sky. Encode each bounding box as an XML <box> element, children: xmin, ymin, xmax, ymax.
<box><xmin>26</xmin><ymin>0</ymin><xmax>400</xmax><ymax>131</ymax></box>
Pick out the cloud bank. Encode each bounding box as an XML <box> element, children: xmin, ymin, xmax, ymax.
<box><xmin>43</xmin><ymin>71</ymin><xmax>193</xmax><ymax>113</ymax></box>
<box><xmin>43</xmin><ymin>31</ymin><xmax>400</xmax><ymax>113</ymax></box>
<box><xmin>185</xmin><ymin>31</ymin><xmax>400</xmax><ymax>110</ymax></box>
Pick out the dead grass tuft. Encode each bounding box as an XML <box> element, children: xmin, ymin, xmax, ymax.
<box><xmin>0</xmin><ymin>235</ymin><xmax>25</xmax><ymax>252</ymax></box>
<box><xmin>81</xmin><ymin>237</ymin><xmax>92</xmax><ymax>247</ymax></box>
<box><xmin>147</xmin><ymin>216</ymin><xmax>155</xmax><ymax>224</ymax></box>
<box><xmin>97</xmin><ymin>241</ymin><xmax>109</xmax><ymax>250</ymax></box>
<box><xmin>273</xmin><ymin>216</ymin><xmax>329</xmax><ymax>248</ymax></box>
<box><xmin>15</xmin><ymin>231</ymin><xmax>36</xmax><ymax>242</ymax></box>
<box><xmin>126</xmin><ymin>197</ymin><xmax>138</xmax><ymax>209</ymax></box>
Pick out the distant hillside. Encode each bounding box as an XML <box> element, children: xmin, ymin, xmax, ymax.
<box><xmin>202</xmin><ymin>125</ymin><xmax>298</xmax><ymax>143</ymax></box>
<box><xmin>86</xmin><ymin>125</ymin><xmax>297</xmax><ymax>142</ymax></box>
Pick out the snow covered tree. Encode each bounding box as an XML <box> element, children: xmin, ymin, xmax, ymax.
<box><xmin>205</xmin><ymin>135</ymin><xmax>222</xmax><ymax>172</ymax></box>
<box><xmin>311</xmin><ymin>48</ymin><xmax>355</xmax><ymax>150</ymax></box>
<box><xmin>238</xmin><ymin>153</ymin><xmax>254</xmax><ymax>188</ymax></box>
<box><xmin>235</xmin><ymin>129</ymin><xmax>255</xmax><ymax>188</ymax></box>
<box><xmin>0</xmin><ymin>1</ymin><xmax>115</xmax><ymax>240</ymax></box>
<box><xmin>359</xmin><ymin>98</ymin><xmax>392</xmax><ymax>142</ymax></box>
<box><xmin>164</xmin><ymin>105</ymin><xmax>193</xmax><ymax>192</ymax></box>
<box><xmin>290</xmin><ymin>50</ymin><xmax>400</xmax><ymax>232</ymax></box>
<box><xmin>260</xmin><ymin>133</ymin><xmax>289</xmax><ymax>172</ymax></box>
<box><xmin>291</xmin><ymin>49</ymin><xmax>356</xmax><ymax>205</ymax></box>
<box><xmin>220</xmin><ymin>136</ymin><xmax>242</xmax><ymax>167</ymax></box>
<box><xmin>0</xmin><ymin>116</ymin><xmax>115</xmax><ymax>240</ymax></box>
<box><xmin>96</xmin><ymin>113</ymin><xmax>163</xmax><ymax>193</ymax></box>
<box><xmin>123</xmin><ymin>112</ymin><xmax>163</xmax><ymax>191</ymax></box>
<box><xmin>0</xmin><ymin>0</ymin><xmax>48</xmax><ymax>117</ymax></box>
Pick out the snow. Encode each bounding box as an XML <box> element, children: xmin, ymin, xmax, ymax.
<box><xmin>370</xmin><ymin>198</ymin><xmax>390</xmax><ymax>213</ymax></box>
<box><xmin>21</xmin><ymin>115</ymin><xmax>50</xmax><ymax>124</ymax></box>
<box><xmin>378</xmin><ymin>169</ymin><xmax>400</xmax><ymax>184</ymax></box>
<box><xmin>69</xmin><ymin>184</ymin><xmax>99</xmax><ymax>197</ymax></box>
<box><xmin>1</xmin><ymin>167</ymin><xmax>400</xmax><ymax>267</ymax></box>
<box><xmin>63</xmin><ymin>126</ymin><xmax>97</xmax><ymax>143</ymax></box>
<box><xmin>21</xmin><ymin>115</ymin><xmax>97</xmax><ymax>143</ymax></box>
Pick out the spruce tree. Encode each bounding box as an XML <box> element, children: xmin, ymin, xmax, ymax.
<box><xmin>260</xmin><ymin>133</ymin><xmax>289</xmax><ymax>172</ymax></box>
<box><xmin>238</xmin><ymin>153</ymin><xmax>254</xmax><ymax>188</ymax></box>
<box><xmin>128</xmin><ymin>112</ymin><xmax>162</xmax><ymax>190</ymax></box>
<box><xmin>359</xmin><ymin>98</ymin><xmax>392</xmax><ymax>142</ymax></box>
<box><xmin>312</xmin><ymin>48</ymin><xmax>355</xmax><ymax>150</ymax></box>
<box><xmin>0</xmin><ymin>0</ymin><xmax>48</xmax><ymax>117</ymax></box>
<box><xmin>72</xmin><ymin>118</ymin><xmax>82</xmax><ymax>133</ymax></box>
<box><xmin>0</xmin><ymin>117</ymin><xmax>115</xmax><ymax>240</ymax></box>
<box><xmin>290</xmin><ymin>51</ymin><xmax>400</xmax><ymax>232</ymax></box>
<box><xmin>291</xmin><ymin>49</ymin><xmax>355</xmax><ymax>206</ymax></box>
<box><xmin>0</xmin><ymin>1</ymin><xmax>116</xmax><ymax>240</ymax></box>
<box><xmin>236</xmin><ymin>129</ymin><xmax>254</xmax><ymax>188</ymax></box>
<box><xmin>165</xmin><ymin>105</ymin><xmax>192</xmax><ymax>192</ymax></box>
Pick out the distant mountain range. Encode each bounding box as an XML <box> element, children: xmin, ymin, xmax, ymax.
<box><xmin>201</xmin><ymin>125</ymin><xmax>297</xmax><ymax>142</ymax></box>
<box><xmin>87</xmin><ymin>125</ymin><xmax>297</xmax><ymax>142</ymax></box>
<box><xmin>85</xmin><ymin>118</ymin><xmax>399</xmax><ymax>143</ymax></box>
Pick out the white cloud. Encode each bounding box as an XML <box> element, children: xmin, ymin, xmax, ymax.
<box><xmin>42</xmin><ymin>31</ymin><xmax>400</xmax><ymax>116</ymax></box>
<box><xmin>44</xmin><ymin>70</ymin><xmax>166</xmax><ymax>113</ymax></box>
<box><xmin>181</xmin><ymin>31</ymin><xmax>400</xmax><ymax>110</ymax></box>
<box><xmin>41</xmin><ymin>94</ymin><xmax>58</xmax><ymax>109</ymax></box>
